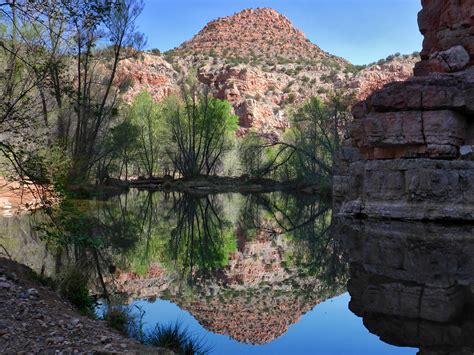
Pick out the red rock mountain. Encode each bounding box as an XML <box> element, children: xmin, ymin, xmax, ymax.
<box><xmin>174</xmin><ymin>8</ymin><xmax>343</xmax><ymax>63</ymax></box>
<box><xmin>117</xmin><ymin>8</ymin><xmax>418</xmax><ymax>136</ymax></box>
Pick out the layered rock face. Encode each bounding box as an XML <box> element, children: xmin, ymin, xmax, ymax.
<box><xmin>346</xmin><ymin>56</ymin><xmax>419</xmax><ymax>101</ymax></box>
<box><xmin>335</xmin><ymin>218</ymin><xmax>474</xmax><ymax>354</ymax></box>
<box><xmin>116</xmin><ymin>54</ymin><xmax>178</xmax><ymax>103</ymax></box>
<box><xmin>334</xmin><ymin>0</ymin><xmax>474</xmax><ymax>221</ymax></box>
<box><xmin>415</xmin><ymin>0</ymin><xmax>474</xmax><ymax>76</ymax></box>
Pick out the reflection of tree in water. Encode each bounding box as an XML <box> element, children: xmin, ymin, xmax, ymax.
<box><xmin>77</xmin><ymin>191</ymin><xmax>236</xmax><ymax>282</ymax></box>
<box><xmin>238</xmin><ymin>193</ymin><xmax>347</xmax><ymax>286</ymax></box>
<box><xmin>166</xmin><ymin>193</ymin><xmax>348</xmax><ymax>345</ymax></box>
<box><xmin>98</xmin><ymin>191</ymin><xmax>349</xmax><ymax>290</ymax></box>
<box><xmin>29</xmin><ymin>191</ymin><xmax>348</xmax><ymax>294</ymax></box>
<box><xmin>165</xmin><ymin>194</ymin><xmax>236</xmax><ymax>279</ymax></box>
<box><xmin>14</xmin><ymin>190</ymin><xmax>350</xmax><ymax>345</ymax></box>
<box><xmin>99</xmin><ymin>191</ymin><xmax>350</xmax><ymax>345</ymax></box>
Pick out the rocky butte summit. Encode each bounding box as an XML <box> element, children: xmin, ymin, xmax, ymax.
<box><xmin>117</xmin><ymin>8</ymin><xmax>418</xmax><ymax>137</ymax></box>
<box><xmin>334</xmin><ymin>0</ymin><xmax>474</xmax><ymax>221</ymax></box>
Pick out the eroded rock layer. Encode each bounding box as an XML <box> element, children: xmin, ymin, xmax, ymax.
<box><xmin>415</xmin><ymin>0</ymin><xmax>474</xmax><ymax>76</ymax></box>
<box><xmin>334</xmin><ymin>0</ymin><xmax>474</xmax><ymax>221</ymax></box>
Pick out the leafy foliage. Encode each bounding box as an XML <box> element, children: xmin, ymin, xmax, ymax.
<box><xmin>239</xmin><ymin>94</ymin><xmax>353</xmax><ymax>186</ymax></box>
<box><xmin>0</xmin><ymin>0</ymin><xmax>146</xmax><ymax>184</ymax></box>
<box><xmin>58</xmin><ymin>266</ymin><xmax>96</xmax><ymax>316</ymax></box>
<box><xmin>162</xmin><ymin>80</ymin><xmax>238</xmax><ymax>179</ymax></box>
<box><xmin>128</xmin><ymin>92</ymin><xmax>166</xmax><ymax>177</ymax></box>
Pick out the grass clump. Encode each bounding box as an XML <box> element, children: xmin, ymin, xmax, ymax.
<box><xmin>146</xmin><ymin>321</ymin><xmax>211</xmax><ymax>354</ymax></box>
<box><xmin>58</xmin><ymin>267</ymin><xmax>95</xmax><ymax>316</ymax></box>
<box><xmin>104</xmin><ymin>307</ymin><xmax>131</xmax><ymax>334</ymax></box>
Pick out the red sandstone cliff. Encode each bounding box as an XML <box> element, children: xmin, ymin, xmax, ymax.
<box><xmin>415</xmin><ymin>0</ymin><xmax>474</xmax><ymax>75</ymax></box>
<box><xmin>334</xmin><ymin>0</ymin><xmax>474</xmax><ymax>221</ymax></box>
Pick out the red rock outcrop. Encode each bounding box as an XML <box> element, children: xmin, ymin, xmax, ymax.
<box><xmin>116</xmin><ymin>54</ymin><xmax>178</xmax><ymax>103</ymax></box>
<box><xmin>415</xmin><ymin>0</ymin><xmax>474</xmax><ymax>75</ymax></box>
<box><xmin>334</xmin><ymin>0</ymin><xmax>474</xmax><ymax>221</ymax></box>
<box><xmin>0</xmin><ymin>177</ymin><xmax>55</xmax><ymax>217</ymax></box>
<box><xmin>347</xmin><ymin>56</ymin><xmax>419</xmax><ymax>101</ymax></box>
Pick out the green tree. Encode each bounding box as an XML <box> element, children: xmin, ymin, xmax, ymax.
<box><xmin>65</xmin><ymin>0</ymin><xmax>146</xmax><ymax>183</ymax></box>
<box><xmin>129</xmin><ymin>92</ymin><xmax>164</xmax><ymax>178</ymax></box>
<box><xmin>0</xmin><ymin>0</ymin><xmax>146</xmax><ymax>187</ymax></box>
<box><xmin>163</xmin><ymin>81</ymin><xmax>238</xmax><ymax>179</ymax></box>
<box><xmin>238</xmin><ymin>95</ymin><xmax>352</xmax><ymax>186</ymax></box>
<box><xmin>96</xmin><ymin>120</ymin><xmax>140</xmax><ymax>182</ymax></box>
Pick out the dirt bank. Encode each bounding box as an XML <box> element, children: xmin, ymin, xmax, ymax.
<box><xmin>0</xmin><ymin>257</ymin><xmax>171</xmax><ymax>354</ymax></box>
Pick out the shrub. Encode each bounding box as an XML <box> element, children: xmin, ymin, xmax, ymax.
<box><xmin>58</xmin><ymin>267</ymin><xmax>95</xmax><ymax>316</ymax></box>
<box><xmin>104</xmin><ymin>308</ymin><xmax>131</xmax><ymax>334</ymax></box>
<box><xmin>267</xmin><ymin>84</ymin><xmax>276</xmax><ymax>92</ymax></box>
<box><xmin>343</xmin><ymin>64</ymin><xmax>367</xmax><ymax>74</ymax></box>
<box><xmin>287</xmin><ymin>93</ymin><xmax>296</xmax><ymax>104</ymax></box>
<box><xmin>320</xmin><ymin>74</ymin><xmax>330</xmax><ymax>83</ymax></box>
<box><xmin>146</xmin><ymin>322</ymin><xmax>211</xmax><ymax>354</ymax></box>
<box><xmin>118</xmin><ymin>75</ymin><xmax>134</xmax><ymax>93</ymax></box>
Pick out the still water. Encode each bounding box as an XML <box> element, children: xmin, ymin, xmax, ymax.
<box><xmin>1</xmin><ymin>190</ymin><xmax>472</xmax><ymax>354</ymax></box>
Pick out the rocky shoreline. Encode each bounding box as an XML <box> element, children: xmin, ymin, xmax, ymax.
<box><xmin>0</xmin><ymin>257</ymin><xmax>171</xmax><ymax>354</ymax></box>
<box><xmin>129</xmin><ymin>176</ymin><xmax>324</xmax><ymax>195</ymax></box>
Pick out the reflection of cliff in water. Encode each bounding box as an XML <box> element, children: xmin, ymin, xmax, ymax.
<box><xmin>335</xmin><ymin>218</ymin><xmax>474</xmax><ymax>354</ymax></box>
<box><xmin>0</xmin><ymin>212</ymin><xmax>58</xmax><ymax>275</ymax></box>
<box><xmin>108</xmin><ymin>192</ymin><xmax>348</xmax><ymax>345</ymax></box>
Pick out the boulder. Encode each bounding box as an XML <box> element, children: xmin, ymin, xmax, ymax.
<box><xmin>429</xmin><ymin>45</ymin><xmax>470</xmax><ymax>73</ymax></box>
<box><xmin>415</xmin><ymin>0</ymin><xmax>474</xmax><ymax>76</ymax></box>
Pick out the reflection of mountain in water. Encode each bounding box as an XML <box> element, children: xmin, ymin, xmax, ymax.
<box><xmin>335</xmin><ymin>218</ymin><xmax>474</xmax><ymax>354</ymax></box>
<box><xmin>114</xmin><ymin>227</ymin><xmax>345</xmax><ymax>344</ymax></box>
<box><xmin>107</xmin><ymin>192</ymin><xmax>347</xmax><ymax>345</ymax></box>
<box><xmin>1</xmin><ymin>191</ymin><xmax>348</xmax><ymax>345</ymax></box>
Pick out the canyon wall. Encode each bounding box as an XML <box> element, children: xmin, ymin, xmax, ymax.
<box><xmin>333</xmin><ymin>0</ymin><xmax>474</xmax><ymax>221</ymax></box>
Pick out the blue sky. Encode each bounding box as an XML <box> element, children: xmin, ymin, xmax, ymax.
<box><xmin>138</xmin><ymin>0</ymin><xmax>423</xmax><ymax>65</ymax></box>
